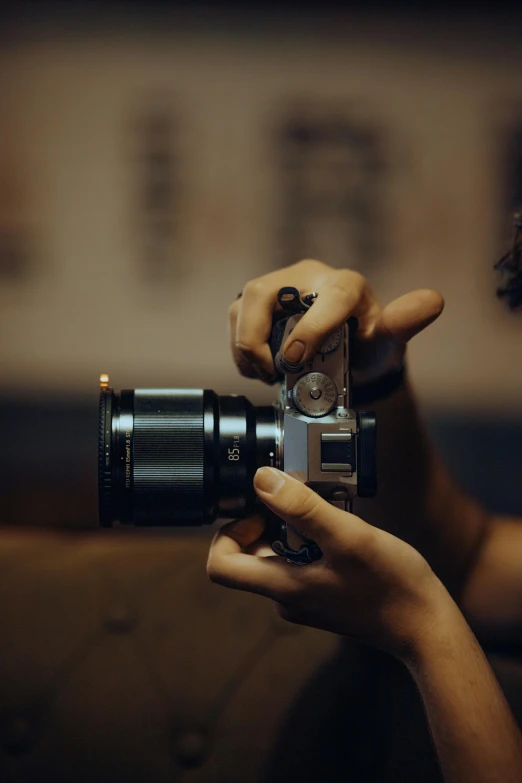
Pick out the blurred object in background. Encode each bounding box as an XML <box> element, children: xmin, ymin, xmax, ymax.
<box><xmin>1</xmin><ymin>4</ymin><xmax>522</xmax><ymax>526</ymax></box>
<box><xmin>0</xmin><ymin>79</ymin><xmax>35</xmax><ymax>286</ymax></box>
<box><xmin>501</xmin><ymin>115</ymin><xmax>522</xmax><ymax>242</ymax></box>
<box><xmin>133</xmin><ymin>99</ymin><xmax>183</xmax><ymax>286</ymax></box>
<box><xmin>275</xmin><ymin>105</ymin><xmax>388</xmax><ymax>270</ymax></box>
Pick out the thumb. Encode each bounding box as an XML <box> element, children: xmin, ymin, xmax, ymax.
<box><xmin>377</xmin><ymin>289</ymin><xmax>444</xmax><ymax>344</ymax></box>
<box><xmin>253</xmin><ymin>467</ymin><xmax>366</xmax><ymax>550</ymax></box>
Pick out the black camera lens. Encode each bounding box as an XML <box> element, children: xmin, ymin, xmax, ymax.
<box><xmin>99</xmin><ymin>388</ymin><xmax>280</xmax><ymax>527</ymax></box>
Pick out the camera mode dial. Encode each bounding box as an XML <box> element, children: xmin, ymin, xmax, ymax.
<box><xmin>317</xmin><ymin>327</ymin><xmax>342</xmax><ymax>355</ymax></box>
<box><xmin>291</xmin><ymin>372</ymin><xmax>338</xmax><ymax>418</ymax></box>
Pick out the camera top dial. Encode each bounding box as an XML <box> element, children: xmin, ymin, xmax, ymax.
<box><xmin>291</xmin><ymin>372</ymin><xmax>338</xmax><ymax>418</ymax></box>
<box><xmin>317</xmin><ymin>328</ymin><xmax>342</xmax><ymax>355</ymax></box>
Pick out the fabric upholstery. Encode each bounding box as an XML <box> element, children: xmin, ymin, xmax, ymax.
<box><xmin>0</xmin><ymin>530</ymin><xmax>339</xmax><ymax>782</ymax></box>
<box><xmin>0</xmin><ymin>529</ymin><xmax>521</xmax><ymax>782</ymax></box>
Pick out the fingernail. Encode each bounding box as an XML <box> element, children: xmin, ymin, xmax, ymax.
<box><xmin>255</xmin><ymin>467</ymin><xmax>286</xmax><ymax>496</ymax></box>
<box><xmin>283</xmin><ymin>340</ymin><xmax>306</xmax><ymax>364</ymax></box>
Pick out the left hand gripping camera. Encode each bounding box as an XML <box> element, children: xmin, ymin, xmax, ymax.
<box><xmin>98</xmin><ymin>287</ymin><xmax>377</xmax><ymax>564</ymax></box>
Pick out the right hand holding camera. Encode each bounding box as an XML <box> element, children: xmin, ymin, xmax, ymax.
<box><xmin>229</xmin><ymin>259</ymin><xmax>444</xmax><ymax>387</ymax></box>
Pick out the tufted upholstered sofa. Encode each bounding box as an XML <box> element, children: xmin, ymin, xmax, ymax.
<box><xmin>1</xmin><ymin>526</ymin><xmax>522</xmax><ymax>782</ymax></box>
<box><xmin>0</xmin><ymin>528</ymin><xmax>342</xmax><ymax>783</ymax></box>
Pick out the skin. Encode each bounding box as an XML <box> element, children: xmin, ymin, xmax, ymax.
<box><xmin>208</xmin><ymin>259</ymin><xmax>522</xmax><ymax>782</ymax></box>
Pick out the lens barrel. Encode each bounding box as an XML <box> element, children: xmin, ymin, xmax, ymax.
<box><xmin>99</xmin><ymin>388</ymin><xmax>279</xmax><ymax>527</ymax></box>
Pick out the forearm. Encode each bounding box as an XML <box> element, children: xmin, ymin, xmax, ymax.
<box><xmin>354</xmin><ymin>372</ymin><xmax>491</xmax><ymax>597</ymax></box>
<box><xmin>460</xmin><ymin>518</ymin><xmax>522</xmax><ymax>646</ymax></box>
<box><xmin>405</xmin><ymin>584</ymin><xmax>522</xmax><ymax>783</ymax></box>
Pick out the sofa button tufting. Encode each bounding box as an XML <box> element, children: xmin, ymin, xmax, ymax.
<box><xmin>174</xmin><ymin>731</ymin><xmax>209</xmax><ymax>768</ymax></box>
<box><xmin>2</xmin><ymin>717</ymin><xmax>35</xmax><ymax>756</ymax></box>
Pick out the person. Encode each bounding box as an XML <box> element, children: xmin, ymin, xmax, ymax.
<box><xmin>206</xmin><ymin>248</ymin><xmax>522</xmax><ymax>782</ymax></box>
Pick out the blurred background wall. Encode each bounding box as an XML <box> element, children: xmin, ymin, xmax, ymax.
<box><xmin>1</xmin><ymin>2</ymin><xmax>522</xmax><ymax>526</ymax></box>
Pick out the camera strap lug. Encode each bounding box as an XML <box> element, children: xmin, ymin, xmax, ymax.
<box><xmin>270</xmin><ymin>520</ymin><xmax>323</xmax><ymax>566</ymax></box>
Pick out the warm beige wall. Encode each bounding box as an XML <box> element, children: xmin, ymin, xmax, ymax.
<box><xmin>1</xmin><ymin>28</ymin><xmax>522</xmax><ymax>413</ymax></box>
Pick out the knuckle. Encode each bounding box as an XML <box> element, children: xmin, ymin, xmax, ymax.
<box><xmin>235</xmin><ymin>340</ymin><xmax>258</xmax><ymax>360</ymax></box>
<box><xmin>298</xmin><ymin>315</ymin><xmax>326</xmax><ymax>340</ymax></box>
<box><xmin>300</xmin><ymin>496</ymin><xmax>324</xmax><ymax>524</ymax></box>
<box><xmin>335</xmin><ymin>268</ymin><xmax>364</xmax><ymax>285</ymax></box>
<box><xmin>235</xmin><ymin>355</ymin><xmax>258</xmax><ymax>379</ymax></box>
<box><xmin>294</xmin><ymin>258</ymin><xmax>327</xmax><ymax>273</ymax></box>
<box><xmin>206</xmin><ymin>557</ymin><xmax>223</xmax><ymax>585</ymax></box>
<box><xmin>284</xmin><ymin>486</ymin><xmax>323</xmax><ymax>523</ymax></box>
<box><xmin>228</xmin><ymin>300</ymin><xmax>239</xmax><ymax>319</ymax></box>
<box><xmin>242</xmin><ymin>278</ymin><xmax>265</xmax><ymax>299</ymax></box>
<box><xmin>332</xmin><ymin>268</ymin><xmax>366</xmax><ymax>294</ymax></box>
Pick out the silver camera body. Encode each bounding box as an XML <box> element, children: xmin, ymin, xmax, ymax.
<box><xmin>276</xmin><ymin>316</ymin><xmax>358</xmax><ymax>513</ymax></box>
<box><xmin>267</xmin><ymin>289</ymin><xmax>376</xmax><ymax>563</ymax></box>
<box><xmin>270</xmin><ymin>288</ymin><xmax>377</xmax><ymax>515</ymax></box>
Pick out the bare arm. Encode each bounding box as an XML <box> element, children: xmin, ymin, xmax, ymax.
<box><xmin>460</xmin><ymin>518</ymin><xmax>522</xmax><ymax>646</ymax></box>
<box><xmin>354</xmin><ymin>378</ymin><xmax>491</xmax><ymax>599</ymax></box>
<box><xmin>208</xmin><ymin>471</ymin><xmax>522</xmax><ymax>783</ymax></box>
<box><xmin>407</xmin><ymin>584</ymin><xmax>522</xmax><ymax>783</ymax></box>
<box><xmin>355</xmin><ymin>380</ymin><xmax>522</xmax><ymax>641</ymax></box>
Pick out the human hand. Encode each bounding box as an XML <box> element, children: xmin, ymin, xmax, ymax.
<box><xmin>229</xmin><ymin>259</ymin><xmax>444</xmax><ymax>386</ymax></box>
<box><xmin>207</xmin><ymin>467</ymin><xmax>445</xmax><ymax>660</ymax></box>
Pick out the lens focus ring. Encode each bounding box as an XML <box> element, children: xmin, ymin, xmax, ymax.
<box><xmin>133</xmin><ymin>391</ymin><xmax>205</xmax><ymax>524</ymax></box>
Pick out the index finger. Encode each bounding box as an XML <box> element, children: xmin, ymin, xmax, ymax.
<box><xmin>207</xmin><ymin>517</ymin><xmax>301</xmax><ymax>600</ymax></box>
<box><xmin>282</xmin><ymin>271</ymin><xmax>381</xmax><ymax>365</ymax></box>
<box><xmin>233</xmin><ymin>260</ymin><xmax>331</xmax><ymax>376</ymax></box>
<box><xmin>234</xmin><ymin>278</ymin><xmax>279</xmax><ymax>374</ymax></box>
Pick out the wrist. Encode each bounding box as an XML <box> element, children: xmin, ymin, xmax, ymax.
<box><xmin>402</xmin><ymin>577</ymin><xmax>463</xmax><ymax>671</ymax></box>
<box><xmin>352</xmin><ymin>363</ymin><xmax>406</xmax><ymax>407</ymax></box>
<box><xmin>353</xmin><ymin>367</ymin><xmax>417</xmax><ymax>416</ymax></box>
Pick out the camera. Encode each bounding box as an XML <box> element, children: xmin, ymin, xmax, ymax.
<box><xmin>98</xmin><ymin>287</ymin><xmax>376</xmax><ymax>561</ymax></box>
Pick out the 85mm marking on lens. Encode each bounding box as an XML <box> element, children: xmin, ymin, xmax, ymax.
<box><xmin>228</xmin><ymin>434</ymin><xmax>241</xmax><ymax>461</ymax></box>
